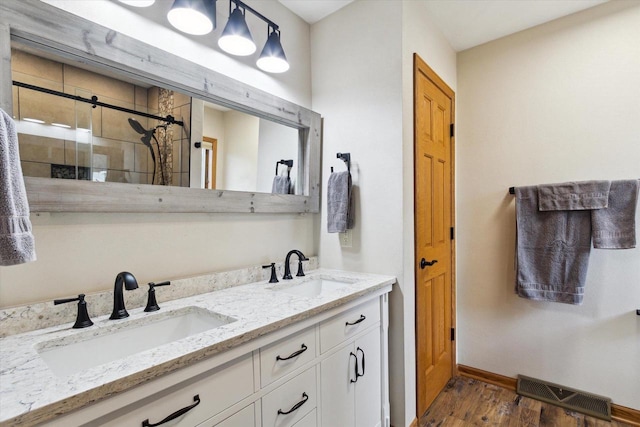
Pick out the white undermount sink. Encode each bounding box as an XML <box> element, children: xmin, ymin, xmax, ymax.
<box><xmin>271</xmin><ymin>278</ymin><xmax>352</xmax><ymax>298</ymax></box>
<box><xmin>37</xmin><ymin>307</ymin><xmax>235</xmax><ymax>377</ymax></box>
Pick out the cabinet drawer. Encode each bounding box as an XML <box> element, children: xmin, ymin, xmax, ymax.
<box><xmin>320</xmin><ymin>298</ymin><xmax>380</xmax><ymax>353</ymax></box>
<box><xmin>96</xmin><ymin>353</ymin><xmax>254</xmax><ymax>427</ymax></box>
<box><xmin>260</xmin><ymin>326</ymin><xmax>316</xmax><ymax>386</ymax></box>
<box><xmin>293</xmin><ymin>409</ymin><xmax>316</xmax><ymax>427</ymax></box>
<box><xmin>262</xmin><ymin>366</ymin><xmax>317</xmax><ymax>427</ymax></box>
<box><xmin>213</xmin><ymin>404</ymin><xmax>255</xmax><ymax>427</ymax></box>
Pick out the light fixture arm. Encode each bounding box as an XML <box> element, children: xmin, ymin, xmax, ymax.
<box><xmin>230</xmin><ymin>0</ymin><xmax>279</xmax><ymax>32</ymax></box>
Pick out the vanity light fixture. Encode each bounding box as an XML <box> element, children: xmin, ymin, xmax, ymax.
<box><xmin>118</xmin><ymin>0</ymin><xmax>156</xmax><ymax>7</ymax></box>
<box><xmin>218</xmin><ymin>1</ymin><xmax>256</xmax><ymax>56</ymax></box>
<box><xmin>168</xmin><ymin>0</ymin><xmax>217</xmax><ymax>35</ymax></box>
<box><xmin>163</xmin><ymin>0</ymin><xmax>289</xmax><ymax>73</ymax></box>
<box><xmin>257</xmin><ymin>26</ymin><xmax>289</xmax><ymax>73</ymax></box>
<box><xmin>218</xmin><ymin>0</ymin><xmax>290</xmax><ymax>73</ymax></box>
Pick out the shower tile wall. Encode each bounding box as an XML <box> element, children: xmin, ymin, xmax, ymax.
<box><xmin>10</xmin><ymin>49</ymin><xmax>189</xmax><ymax>186</ymax></box>
<box><xmin>173</xmin><ymin>91</ymin><xmax>191</xmax><ymax>187</ymax></box>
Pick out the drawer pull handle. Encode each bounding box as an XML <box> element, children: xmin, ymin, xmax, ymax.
<box><xmin>142</xmin><ymin>394</ymin><xmax>200</xmax><ymax>427</ymax></box>
<box><xmin>356</xmin><ymin>347</ymin><xmax>365</xmax><ymax>379</ymax></box>
<box><xmin>276</xmin><ymin>343</ymin><xmax>308</xmax><ymax>361</ymax></box>
<box><xmin>345</xmin><ymin>314</ymin><xmax>366</xmax><ymax>326</ymax></box>
<box><xmin>350</xmin><ymin>352</ymin><xmax>358</xmax><ymax>383</ymax></box>
<box><xmin>277</xmin><ymin>392</ymin><xmax>309</xmax><ymax>415</ymax></box>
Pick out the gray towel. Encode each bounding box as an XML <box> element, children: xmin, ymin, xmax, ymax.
<box><xmin>327</xmin><ymin>171</ymin><xmax>352</xmax><ymax>233</ymax></box>
<box><xmin>592</xmin><ymin>179</ymin><xmax>639</xmax><ymax>249</ymax></box>
<box><xmin>347</xmin><ymin>184</ymin><xmax>356</xmax><ymax>230</ymax></box>
<box><xmin>272</xmin><ymin>175</ymin><xmax>291</xmax><ymax>194</ymax></box>
<box><xmin>515</xmin><ymin>186</ymin><xmax>592</xmax><ymax>305</ymax></box>
<box><xmin>0</xmin><ymin>108</ymin><xmax>36</xmax><ymax>266</ymax></box>
<box><xmin>538</xmin><ymin>180</ymin><xmax>611</xmax><ymax>211</ymax></box>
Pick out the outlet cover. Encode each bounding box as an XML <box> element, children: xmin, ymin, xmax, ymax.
<box><xmin>340</xmin><ymin>229</ymin><xmax>353</xmax><ymax>248</ymax></box>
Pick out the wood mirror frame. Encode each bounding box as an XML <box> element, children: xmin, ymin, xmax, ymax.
<box><xmin>0</xmin><ymin>0</ymin><xmax>321</xmax><ymax>214</ymax></box>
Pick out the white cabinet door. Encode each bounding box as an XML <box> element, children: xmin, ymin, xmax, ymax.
<box><xmin>320</xmin><ymin>328</ymin><xmax>382</xmax><ymax>427</ymax></box>
<box><xmin>320</xmin><ymin>344</ymin><xmax>356</xmax><ymax>427</ymax></box>
<box><xmin>354</xmin><ymin>328</ymin><xmax>382</xmax><ymax>427</ymax></box>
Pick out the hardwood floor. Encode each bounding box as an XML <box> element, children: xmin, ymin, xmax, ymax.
<box><xmin>419</xmin><ymin>377</ymin><xmax>634</xmax><ymax>427</ymax></box>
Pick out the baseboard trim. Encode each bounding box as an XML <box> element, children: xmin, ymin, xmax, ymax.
<box><xmin>457</xmin><ymin>364</ymin><xmax>517</xmax><ymax>390</ymax></box>
<box><xmin>457</xmin><ymin>364</ymin><xmax>640</xmax><ymax>426</ymax></box>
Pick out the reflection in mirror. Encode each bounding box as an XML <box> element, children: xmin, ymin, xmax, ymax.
<box><xmin>11</xmin><ymin>45</ymin><xmax>303</xmax><ymax>196</ymax></box>
<box><xmin>11</xmin><ymin>46</ymin><xmax>191</xmax><ymax>187</ymax></box>
<box><xmin>195</xmin><ymin>100</ymin><xmax>299</xmax><ymax>194</ymax></box>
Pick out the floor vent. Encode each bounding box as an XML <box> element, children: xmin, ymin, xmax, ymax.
<box><xmin>516</xmin><ymin>375</ymin><xmax>611</xmax><ymax>420</ymax></box>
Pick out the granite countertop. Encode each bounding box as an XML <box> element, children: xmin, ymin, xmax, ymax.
<box><xmin>0</xmin><ymin>268</ymin><xmax>395</xmax><ymax>426</ymax></box>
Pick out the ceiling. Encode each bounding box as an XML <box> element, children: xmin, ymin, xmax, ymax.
<box><xmin>278</xmin><ymin>0</ymin><xmax>608</xmax><ymax>51</ymax></box>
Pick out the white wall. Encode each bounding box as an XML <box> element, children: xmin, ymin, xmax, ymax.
<box><xmin>313</xmin><ymin>1</ymin><xmax>456</xmax><ymax>426</ymax></box>
<box><xmin>203</xmin><ymin>105</ymin><xmax>226</xmax><ymax>188</ymax></box>
<box><xmin>256</xmin><ymin>120</ymin><xmax>299</xmax><ymax>194</ymax></box>
<box><xmin>0</xmin><ymin>0</ymin><xmax>315</xmax><ymax>307</ymax></box>
<box><xmin>457</xmin><ymin>1</ymin><xmax>640</xmax><ymax>409</ymax></box>
<box><xmin>222</xmin><ymin>110</ymin><xmax>260</xmax><ymax>191</ymax></box>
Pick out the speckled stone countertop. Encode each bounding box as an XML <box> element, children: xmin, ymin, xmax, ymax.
<box><xmin>0</xmin><ymin>268</ymin><xmax>395</xmax><ymax>426</ymax></box>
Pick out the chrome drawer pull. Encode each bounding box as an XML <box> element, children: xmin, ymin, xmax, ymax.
<box><xmin>345</xmin><ymin>314</ymin><xmax>366</xmax><ymax>326</ymax></box>
<box><xmin>142</xmin><ymin>394</ymin><xmax>200</xmax><ymax>427</ymax></box>
<box><xmin>276</xmin><ymin>343</ymin><xmax>308</xmax><ymax>361</ymax></box>
<box><xmin>277</xmin><ymin>392</ymin><xmax>309</xmax><ymax>415</ymax></box>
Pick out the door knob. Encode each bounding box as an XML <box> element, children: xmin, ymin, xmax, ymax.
<box><xmin>420</xmin><ymin>258</ymin><xmax>438</xmax><ymax>269</ymax></box>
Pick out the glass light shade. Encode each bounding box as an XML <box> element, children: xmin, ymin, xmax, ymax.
<box><xmin>218</xmin><ymin>7</ymin><xmax>256</xmax><ymax>56</ymax></box>
<box><xmin>118</xmin><ymin>0</ymin><xmax>156</xmax><ymax>6</ymax></box>
<box><xmin>168</xmin><ymin>0</ymin><xmax>216</xmax><ymax>35</ymax></box>
<box><xmin>257</xmin><ymin>31</ymin><xmax>289</xmax><ymax>73</ymax></box>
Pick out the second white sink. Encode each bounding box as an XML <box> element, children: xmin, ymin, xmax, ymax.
<box><xmin>37</xmin><ymin>306</ymin><xmax>235</xmax><ymax>377</ymax></box>
<box><xmin>271</xmin><ymin>278</ymin><xmax>352</xmax><ymax>298</ymax></box>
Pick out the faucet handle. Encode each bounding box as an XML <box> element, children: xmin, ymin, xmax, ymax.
<box><xmin>54</xmin><ymin>294</ymin><xmax>94</xmax><ymax>329</ymax></box>
<box><xmin>262</xmin><ymin>263</ymin><xmax>279</xmax><ymax>283</ymax></box>
<box><xmin>144</xmin><ymin>281</ymin><xmax>171</xmax><ymax>312</ymax></box>
<box><xmin>296</xmin><ymin>259</ymin><xmax>306</xmax><ymax>277</ymax></box>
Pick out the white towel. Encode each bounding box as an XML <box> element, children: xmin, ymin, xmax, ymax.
<box><xmin>0</xmin><ymin>108</ymin><xmax>36</xmax><ymax>266</ymax></box>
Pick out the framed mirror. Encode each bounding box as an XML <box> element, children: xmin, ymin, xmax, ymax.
<box><xmin>0</xmin><ymin>0</ymin><xmax>321</xmax><ymax>214</ymax></box>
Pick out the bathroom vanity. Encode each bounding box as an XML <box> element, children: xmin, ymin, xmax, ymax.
<box><xmin>0</xmin><ymin>269</ymin><xmax>394</xmax><ymax>427</ymax></box>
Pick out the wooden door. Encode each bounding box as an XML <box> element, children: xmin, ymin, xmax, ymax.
<box><xmin>414</xmin><ymin>54</ymin><xmax>455</xmax><ymax>416</ymax></box>
<box><xmin>203</xmin><ymin>136</ymin><xmax>217</xmax><ymax>189</ymax></box>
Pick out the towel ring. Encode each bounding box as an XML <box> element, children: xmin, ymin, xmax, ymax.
<box><xmin>331</xmin><ymin>152</ymin><xmax>351</xmax><ymax>173</ymax></box>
